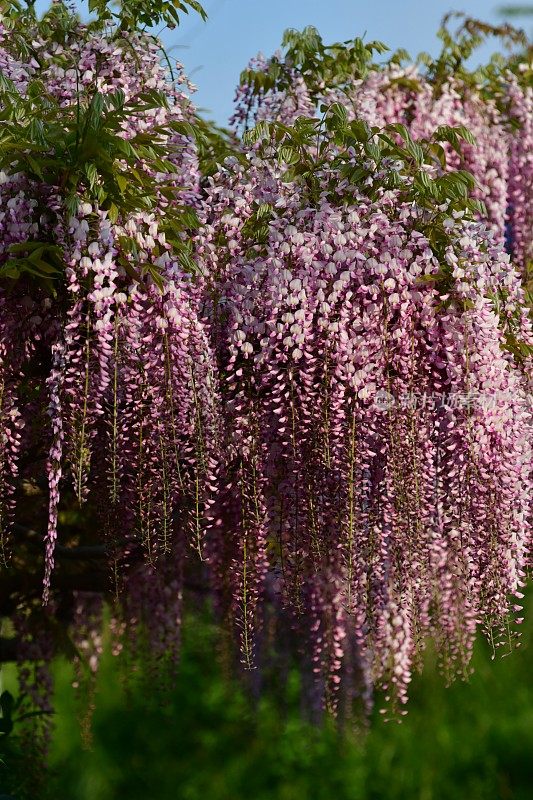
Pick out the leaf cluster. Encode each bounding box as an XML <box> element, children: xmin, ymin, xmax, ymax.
<box><xmin>240</xmin><ymin>26</ymin><xmax>389</xmax><ymax>106</ymax></box>
<box><xmin>428</xmin><ymin>12</ymin><xmax>529</xmax><ymax>95</ymax></box>
<box><xmin>243</xmin><ymin>111</ymin><xmax>492</xmax><ymax>304</ymax></box>
<box><xmin>1</xmin><ymin>0</ymin><xmax>208</xmax><ymax>36</ymax></box>
<box><xmin>245</xmin><ymin>109</ymin><xmax>483</xmax><ymax>214</ymax></box>
<box><xmin>88</xmin><ymin>0</ymin><xmax>207</xmax><ymax>33</ymax></box>
<box><xmin>239</xmin><ymin>15</ymin><xmax>530</xmax><ymax>120</ymax></box>
<box><xmin>0</xmin><ymin>76</ymin><xmax>193</xmax><ymax>283</ymax></box>
<box><xmin>0</xmin><ymin>690</ymin><xmax>49</xmax><ymax>737</ymax></box>
<box><xmin>0</xmin><ymin>6</ymin><xmax>214</xmax><ymax>289</ymax></box>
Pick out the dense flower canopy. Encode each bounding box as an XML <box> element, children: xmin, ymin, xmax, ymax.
<box><xmin>0</xmin><ymin>2</ymin><xmax>531</xmax><ymax>735</ymax></box>
<box><xmin>198</xmin><ymin>154</ymin><xmax>532</xmax><ymax>711</ymax></box>
<box><xmin>233</xmin><ymin>23</ymin><xmax>532</xmax><ymax>274</ymax></box>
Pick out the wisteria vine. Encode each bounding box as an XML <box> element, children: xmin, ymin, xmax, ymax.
<box><xmin>0</xmin><ymin>2</ymin><xmax>531</xmax><ymax>737</ymax></box>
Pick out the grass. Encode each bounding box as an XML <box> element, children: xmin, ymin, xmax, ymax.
<box><xmin>2</xmin><ymin>594</ymin><xmax>533</xmax><ymax>799</ymax></box>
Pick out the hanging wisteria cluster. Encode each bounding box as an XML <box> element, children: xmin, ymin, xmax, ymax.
<box><xmin>0</xmin><ymin>2</ymin><xmax>532</xmax><ymax>734</ymax></box>
<box><xmin>0</xmin><ymin>1</ymin><xmax>218</xmax><ymax>718</ymax></box>
<box><xmin>234</xmin><ymin>21</ymin><xmax>533</xmax><ymax>275</ymax></box>
<box><xmin>198</xmin><ymin>153</ymin><xmax>532</xmax><ymax>711</ymax></box>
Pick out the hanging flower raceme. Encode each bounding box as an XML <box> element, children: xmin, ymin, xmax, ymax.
<box><xmin>36</xmin><ymin>220</ymin><xmax>222</xmax><ymax>602</ymax></box>
<box><xmin>0</xmin><ymin>13</ymin><xmax>219</xmax><ymax>626</ymax></box>
<box><xmin>0</xmin><ymin>171</ymin><xmax>57</xmax><ymax>563</ymax></box>
<box><xmin>506</xmin><ymin>70</ymin><xmax>533</xmax><ymax>273</ymax></box>
<box><xmin>198</xmin><ymin>150</ymin><xmax>532</xmax><ymax>710</ymax></box>
<box><xmin>0</xmin><ymin>5</ymin><xmax>531</xmax><ymax>732</ymax></box>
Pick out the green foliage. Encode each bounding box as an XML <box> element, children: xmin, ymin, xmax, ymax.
<box><xmin>429</xmin><ymin>12</ymin><xmax>529</xmax><ymax>94</ymax></box>
<box><xmin>241</xmin><ymin>14</ymin><xmax>529</xmax><ymax>112</ymax></box>
<box><xmin>0</xmin><ymin>2</ymin><xmax>216</xmax><ymax>289</ymax></box>
<box><xmin>0</xmin><ymin>0</ymin><xmax>208</xmax><ymax>33</ymax></box>
<box><xmin>244</xmin><ymin>111</ymin><xmax>486</xmax><ymax>240</ymax></box>
<box><xmin>240</xmin><ymin>26</ymin><xmax>389</xmax><ymax>107</ymax></box>
<box><xmin>0</xmin><ymin>81</ymin><xmax>172</xmax><ymax>210</ymax></box>
<box><xmin>0</xmin><ymin>690</ymin><xmax>50</xmax><ymax>735</ymax></box>
<box><xmin>0</xmin><ymin>76</ymin><xmax>191</xmax><ymax>286</ymax></box>
<box><xmin>88</xmin><ymin>0</ymin><xmax>207</xmax><ymax>33</ymax></box>
<box><xmin>498</xmin><ymin>4</ymin><xmax>533</xmax><ymax>18</ymax></box>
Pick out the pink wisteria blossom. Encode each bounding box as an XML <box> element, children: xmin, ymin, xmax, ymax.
<box><xmin>0</xmin><ymin>11</ymin><xmax>531</xmax><ymax>725</ymax></box>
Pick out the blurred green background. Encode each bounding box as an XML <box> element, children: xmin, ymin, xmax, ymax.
<box><xmin>2</xmin><ymin>593</ymin><xmax>533</xmax><ymax>800</ymax></box>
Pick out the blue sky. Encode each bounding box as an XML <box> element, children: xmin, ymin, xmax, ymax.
<box><xmin>161</xmin><ymin>0</ymin><xmax>529</xmax><ymax>122</ymax></box>
<box><xmin>35</xmin><ymin>1</ymin><xmax>530</xmax><ymax>123</ymax></box>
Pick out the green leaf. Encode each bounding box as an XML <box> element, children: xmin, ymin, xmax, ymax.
<box><xmin>84</xmin><ymin>162</ymin><xmax>99</xmax><ymax>191</ymax></box>
<box><xmin>108</xmin><ymin>203</ymin><xmax>119</xmax><ymax>223</ymax></box>
<box><xmin>365</xmin><ymin>141</ymin><xmax>382</xmax><ymax>163</ymax></box>
<box><xmin>386</xmin><ymin>122</ymin><xmax>413</xmax><ymax>146</ymax></box>
<box><xmin>455</xmin><ymin>125</ymin><xmax>477</xmax><ymax>146</ymax></box>
<box><xmin>327</xmin><ymin>102</ymin><xmax>348</xmax><ymax>127</ymax></box>
<box><xmin>26</xmin><ymin>154</ymin><xmax>44</xmax><ymax>179</ymax></box>
<box><xmin>349</xmin><ymin>120</ymin><xmax>371</xmax><ymax>143</ymax></box>
<box><xmin>243</xmin><ymin>120</ymin><xmax>271</xmax><ymax>146</ymax></box>
<box><xmin>116</xmin><ymin>173</ymin><xmax>128</xmax><ymax>195</ymax></box>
